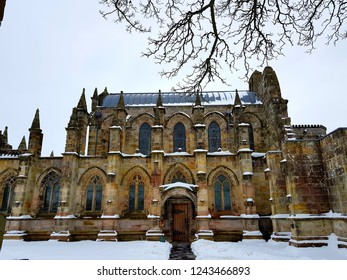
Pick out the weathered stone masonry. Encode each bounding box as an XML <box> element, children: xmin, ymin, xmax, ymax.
<box><xmin>0</xmin><ymin>66</ymin><xmax>346</xmax><ymax>247</ymax></box>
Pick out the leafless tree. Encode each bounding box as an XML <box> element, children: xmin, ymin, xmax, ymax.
<box><xmin>0</xmin><ymin>0</ymin><xmax>6</xmax><ymax>26</ymax></box>
<box><xmin>99</xmin><ymin>0</ymin><xmax>347</xmax><ymax>91</ymax></box>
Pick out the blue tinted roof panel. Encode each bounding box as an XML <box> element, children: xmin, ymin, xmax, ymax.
<box><xmin>101</xmin><ymin>91</ymin><xmax>261</xmax><ymax>107</ymax></box>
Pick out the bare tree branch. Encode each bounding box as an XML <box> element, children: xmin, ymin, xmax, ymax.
<box><xmin>100</xmin><ymin>0</ymin><xmax>347</xmax><ymax>91</ymax></box>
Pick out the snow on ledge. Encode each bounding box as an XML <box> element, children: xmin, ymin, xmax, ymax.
<box><xmin>100</xmin><ymin>214</ymin><xmax>120</xmax><ymax>219</ymax></box>
<box><xmin>238</xmin><ymin>123</ymin><xmax>251</xmax><ymax>127</ymax></box>
<box><xmin>240</xmin><ymin>214</ymin><xmax>260</xmax><ymax>219</ymax></box>
<box><xmin>271</xmin><ymin>211</ymin><xmax>347</xmax><ymax>219</ymax></box>
<box><xmin>243</xmin><ymin>230</ymin><xmax>263</xmax><ymax>236</ymax></box>
<box><xmin>109</xmin><ymin>125</ymin><xmax>122</xmax><ymax>130</ymax></box>
<box><xmin>147</xmin><ymin>214</ymin><xmax>160</xmax><ymax>219</ymax></box>
<box><xmin>7</xmin><ymin>215</ymin><xmax>32</xmax><ymax>220</ymax></box>
<box><xmin>195</xmin><ymin>230</ymin><xmax>214</xmax><ymax>238</ymax></box>
<box><xmin>54</xmin><ymin>215</ymin><xmax>76</xmax><ymax>219</ymax></box>
<box><xmin>237</xmin><ymin>148</ymin><xmax>253</xmax><ymax>153</ymax></box>
<box><xmin>251</xmin><ymin>152</ymin><xmax>266</xmax><ymax>158</ymax></box>
<box><xmin>4</xmin><ymin>230</ymin><xmax>27</xmax><ymax>237</ymax></box>
<box><xmin>194</xmin><ymin>149</ymin><xmax>208</xmax><ymax>153</ymax></box>
<box><xmin>194</xmin><ymin>124</ymin><xmax>206</xmax><ymax>128</ymax></box>
<box><xmin>164</xmin><ymin>151</ymin><xmax>191</xmax><ymax>156</ymax></box>
<box><xmin>207</xmin><ymin>150</ymin><xmax>234</xmax><ymax>156</ymax></box>
<box><xmin>196</xmin><ymin>214</ymin><xmax>211</xmax><ymax>219</ymax></box>
<box><xmin>50</xmin><ymin>231</ymin><xmax>70</xmax><ymax>237</ymax></box>
<box><xmin>97</xmin><ymin>230</ymin><xmax>118</xmax><ymax>236</ymax></box>
<box><xmin>289</xmin><ymin>212</ymin><xmax>347</xmax><ymax>219</ymax></box>
<box><xmin>146</xmin><ymin>230</ymin><xmax>164</xmax><ymax>236</ymax></box>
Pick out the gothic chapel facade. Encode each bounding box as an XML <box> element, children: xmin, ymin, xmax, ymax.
<box><xmin>1</xmin><ymin>67</ymin><xmax>346</xmax><ymax>247</ymax></box>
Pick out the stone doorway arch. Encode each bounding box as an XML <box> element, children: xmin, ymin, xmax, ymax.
<box><xmin>160</xmin><ymin>183</ymin><xmax>197</xmax><ymax>242</ymax></box>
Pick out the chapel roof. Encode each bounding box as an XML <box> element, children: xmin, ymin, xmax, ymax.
<box><xmin>101</xmin><ymin>90</ymin><xmax>261</xmax><ymax>107</ymax></box>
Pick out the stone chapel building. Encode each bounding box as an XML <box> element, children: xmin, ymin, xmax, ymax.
<box><xmin>0</xmin><ymin>66</ymin><xmax>346</xmax><ymax>247</ymax></box>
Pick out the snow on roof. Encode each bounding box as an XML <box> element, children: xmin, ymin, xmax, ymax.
<box><xmin>159</xmin><ymin>181</ymin><xmax>198</xmax><ymax>192</ymax></box>
<box><xmin>101</xmin><ymin>90</ymin><xmax>261</xmax><ymax>107</ymax></box>
<box><xmin>0</xmin><ymin>154</ymin><xmax>19</xmax><ymax>159</ymax></box>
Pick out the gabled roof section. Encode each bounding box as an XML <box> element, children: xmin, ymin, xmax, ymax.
<box><xmin>101</xmin><ymin>91</ymin><xmax>261</xmax><ymax>107</ymax></box>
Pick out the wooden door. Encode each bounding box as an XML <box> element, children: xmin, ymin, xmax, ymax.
<box><xmin>172</xmin><ymin>204</ymin><xmax>189</xmax><ymax>242</ymax></box>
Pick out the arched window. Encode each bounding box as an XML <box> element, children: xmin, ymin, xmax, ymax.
<box><xmin>42</xmin><ymin>172</ymin><xmax>61</xmax><ymax>213</ymax></box>
<box><xmin>129</xmin><ymin>175</ymin><xmax>145</xmax><ymax>211</ymax></box>
<box><xmin>171</xmin><ymin>171</ymin><xmax>187</xmax><ymax>183</ymax></box>
<box><xmin>0</xmin><ymin>176</ymin><xmax>16</xmax><ymax>213</ymax></box>
<box><xmin>214</xmin><ymin>174</ymin><xmax>231</xmax><ymax>211</ymax></box>
<box><xmin>173</xmin><ymin>122</ymin><xmax>186</xmax><ymax>152</ymax></box>
<box><xmin>208</xmin><ymin>121</ymin><xmax>221</xmax><ymax>152</ymax></box>
<box><xmin>139</xmin><ymin>123</ymin><xmax>151</xmax><ymax>155</ymax></box>
<box><xmin>248</xmin><ymin>124</ymin><xmax>254</xmax><ymax>151</ymax></box>
<box><xmin>85</xmin><ymin>175</ymin><xmax>103</xmax><ymax>212</ymax></box>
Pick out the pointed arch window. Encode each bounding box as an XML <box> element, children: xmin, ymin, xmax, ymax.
<box><xmin>85</xmin><ymin>175</ymin><xmax>103</xmax><ymax>212</ymax></box>
<box><xmin>129</xmin><ymin>175</ymin><xmax>145</xmax><ymax>211</ymax></box>
<box><xmin>173</xmin><ymin>122</ymin><xmax>186</xmax><ymax>152</ymax></box>
<box><xmin>214</xmin><ymin>174</ymin><xmax>232</xmax><ymax>211</ymax></box>
<box><xmin>42</xmin><ymin>172</ymin><xmax>61</xmax><ymax>213</ymax></box>
<box><xmin>139</xmin><ymin>123</ymin><xmax>151</xmax><ymax>155</ymax></box>
<box><xmin>208</xmin><ymin>121</ymin><xmax>221</xmax><ymax>152</ymax></box>
<box><xmin>1</xmin><ymin>176</ymin><xmax>16</xmax><ymax>213</ymax></box>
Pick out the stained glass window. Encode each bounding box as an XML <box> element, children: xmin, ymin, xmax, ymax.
<box><xmin>0</xmin><ymin>176</ymin><xmax>16</xmax><ymax>213</ymax></box>
<box><xmin>214</xmin><ymin>174</ymin><xmax>232</xmax><ymax>211</ymax></box>
<box><xmin>208</xmin><ymin>122</ymin><xmax>221</xmax><ymax>152</ymax></box>
<box><xmin>42</xmin><ymin>172</ymin><xmax>61</xmax><ymax>213</ymax></box>
<box><xmin>139</xmin><ymin>123</ymin><xmax>151</xmax><ymax>155</ymax></box>
<box><xmin>173</xmin><ymin>122</ymin><xmax>186</xmax><ymax>152</ymax></box>
<box><xmin>129</xmin><ymin>175</ymin><xmax>145</xmax><ymax>211</ymax></box>
<box><xmin>85</xmin><ymin>175</ymin><xmax>103</xmax><ymax>212</ymax></box>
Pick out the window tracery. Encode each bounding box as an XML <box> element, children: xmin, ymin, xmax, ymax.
<box><xmin>129</xmin><ymin>175</ymin><xmax>144</xmax><ymax>211</ymax></box>
<box><xmin>171</xmin><ymin>171</ymin><xmax>187</xmax><ymax>183</ymax></box>
<box><xmin>0</xmin><ymin>175</ymin><xmax>16</xmax><ymax>213</ymax></box>
<box><xmin>214</xmin><ymin>174</ymin><xmax>231</xmax><ymax>211</ymax></box>
<box><xmin>42</xmin><ymin>172</ymin><xmax>61</xmax><ymax>213</ymax></box>
<box><xmin>85</xmin><ymin>175</ymin><xmax>103</xmax><ymax>212</ymax></box>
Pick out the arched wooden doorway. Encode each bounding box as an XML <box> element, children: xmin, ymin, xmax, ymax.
<box><xmin>166</xmin><ymin>197</ymin><xmax>194</xmax><ymax>242</ymax></box>
<box><xmin>161</xmin><ymin>183</ymin><xmax>197</xmax><ymax>242</ymax></box>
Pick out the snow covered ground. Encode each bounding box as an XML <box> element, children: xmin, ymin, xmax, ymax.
<box><xmin>192</xmin><ymin>237</ymin><xmax>347</xmax><ymax>260</ymax></box>
<box><xmin>0</xmin><ymin>240</ymin><xmax>171</xmax><ymax>260</ymax></box>
<box><xmin>0</xmin><ymin>234</ymin><xmax>346</xmax><ymax>260</ymax></box>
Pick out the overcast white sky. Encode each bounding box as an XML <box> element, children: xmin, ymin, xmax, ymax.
<box><xmin>0</xmin><ymin>1</ymin><xmax>346</xmax><ymax>156</ymax></box>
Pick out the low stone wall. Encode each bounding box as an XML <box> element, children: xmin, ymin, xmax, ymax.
<box><xmin>4</xmin><ymin>216</ymin><xmax>157</xmax><ymax>241</ymax></box>
<box><xmin>271</xmin><ymin>214</ymin><xmax>347</xmax><ymax>248</ymax></box>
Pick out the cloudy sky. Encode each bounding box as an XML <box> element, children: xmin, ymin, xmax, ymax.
<box><xmin>0</xmin><ymin>1</ymin><xmax>346</xmax><ymax>156</ymax></box>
